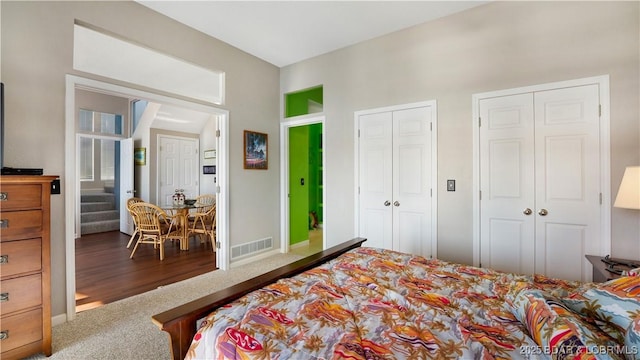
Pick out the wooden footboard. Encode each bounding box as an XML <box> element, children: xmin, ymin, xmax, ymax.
<box><xmin>152</xmin><ymin>237</ymin><xmax>366</xmax><ymax>360</ymax></box>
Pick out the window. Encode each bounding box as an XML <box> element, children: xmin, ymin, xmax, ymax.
<box><xmin>78</xmin><ymin>109</ymin><xmax>123</xmax><ymax>182</ymax></box>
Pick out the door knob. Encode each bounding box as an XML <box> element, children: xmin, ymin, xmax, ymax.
<box><xmin>523</xmin><ymin>208</ymin><xmax>532</xmax><ymax>215</ymax></box>
<box><xmin>394</xmin><ymin>201</ymin><xmax>400</xmax><ymax>207</ymax></box>
<box><xmin>384</xmin><ymin>201</ymin><xmax>391</xmax><ymax>206</ymax></box>
<box><xmin>538</xmin><ymin>209</ymin><xmax>548</xmax><ymax>216</ymax></box>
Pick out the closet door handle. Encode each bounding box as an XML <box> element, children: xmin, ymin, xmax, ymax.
<box><xmin>538</xmin><ymin>209</ymin><xmax>548</xmax><ymax>216</ymax></box>
<box><xmin>523</xmin><ymin>208</ymin><xmax>532</xmax><ymax>215</ymax></box>
<box><xmin>394</xmin><ymin>201</ymin><xmax>400</xmax><ymax>207</ymax></box>
<box><xmin>384</xmin><ymin>201</ymin><xmax>391</xmax><ymax>207</ymax></box>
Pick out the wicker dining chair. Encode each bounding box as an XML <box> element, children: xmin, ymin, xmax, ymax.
<box><xmin>128</xmin><ymin>202</ymin><xmax>183</xmax><ymax>260</ymax></box>
<box><xmin>187</xmin><ymin>201</ymin><xmax>216</xmax><ymax>252</ymax></box>
<box><xmin>125</xmin><ymin>197</ymin><xmax>144</xmax><ymax>249</ymax></box>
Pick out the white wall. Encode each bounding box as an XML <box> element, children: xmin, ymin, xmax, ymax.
<box><xmin>2</xmin><ymin>1</ymin><xmax>280</xmax><ymax>317</ymax></box>
<box><xmin>280</xmin><ymin>1</ymin><xmax>640</xmax><ymax>265</ymax></box>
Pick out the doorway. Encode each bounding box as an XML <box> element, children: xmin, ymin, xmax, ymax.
<box><xmin>289</xmin><ymin>123</ymin><xmax>323</xmax><ymax>254</ymax></box>
<box><xmin>280</xmin><ymin>116</ymin><xmax>326</xmax><ymax>254</ymax></box>
<box><xmin>64</xmin><ymin>75</ymin><xmax>230</xmax><ymax>322</ymax></box>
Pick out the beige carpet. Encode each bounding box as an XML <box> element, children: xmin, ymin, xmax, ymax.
<box><xmin>27</xmin><ymin>252</ymin><xmax>305</xmax><ymax>360</ymax></box>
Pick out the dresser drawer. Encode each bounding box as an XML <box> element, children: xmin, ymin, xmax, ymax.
<box><xmin>0</xmin><ymin>184</ymin><xmax>42</xmax><ymax>211</ymax></box>
<box><xmin>0</xmin><ymin>239</ymin><xmax>42</xmax><ymax>278</ymax></box>
<box><xmin>0</xmin><ymin>274</ymin><xmax>42</xmax><ymax>314</ymax></box>
<box><xmin>0</xmin><ymin>210</ymin><xmax>43</xmax><ymax>240</ymax></box>
<box><xmin>0</xmin><ymin>308</ymin><xmax>43</xmax><ymax>354</ymax></box>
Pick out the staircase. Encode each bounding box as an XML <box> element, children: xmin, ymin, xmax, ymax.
<box><xmin>81</xmin><ymin>188</ymin><xmax>119</xmax><ymax>235</ymax></box>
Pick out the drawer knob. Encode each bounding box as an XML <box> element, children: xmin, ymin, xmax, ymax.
<box><xmin>0</xmin><ymin>219</ymin><xmax>7</xmax><ymax>229</ymax></box>
<box><xmin>0</xmin><ymin>293</ymin><xmax>7</xmax><ymax>302</ymax></box>
<box><xmin>0</xmin><ymin>330</ymin><xmax>8</xmax><ymax>340</ymax></box>
<box><xmin>0</xmin><ymin>255</ymin><xmax>7</xmax><ymax>264</ymax></box>
<box><xmin>0</xmin><ymin>192</ymin><xmax>6</xmax><ymax>201</ymax></box>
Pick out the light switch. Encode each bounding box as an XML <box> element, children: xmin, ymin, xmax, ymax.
<box><xmin>447</xmin><ymin>179</ymin><xmax>455</xmax><ymax>191</ymax></box>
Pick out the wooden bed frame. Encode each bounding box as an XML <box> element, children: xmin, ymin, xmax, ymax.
<box><xmin>152</xmin><ymin>237</ymin><xmax>367</xmax><ymax>360</ymax></box>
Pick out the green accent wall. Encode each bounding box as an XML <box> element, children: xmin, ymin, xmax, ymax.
<box><xmin>289</xmin><ymin>123</ymin><xmax>323</xmax><ymax>246</ymax></box>
<box><xmin>308</xmin><ymin>123</ymin><xmax>323</xmax><ymax>223</ymax></box>
<box><xmin>287</xmin><ymin>86</ymin><xmax>323</xmax><ymax>246</ymax></box>
<box><xmin>289</xmin><ymin>126</ymin><xmax>309</xmax><ymax>245</ymax></box>
<box><xmin>285</xmin><ymin>86</ymin><xmax>323</xmax><ymax>118</ymax></box>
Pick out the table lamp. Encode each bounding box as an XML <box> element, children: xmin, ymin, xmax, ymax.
<box><xmin>614</xmin><ymin>166</ymin><xmax>640</xmax><ymax>210</ymax></box>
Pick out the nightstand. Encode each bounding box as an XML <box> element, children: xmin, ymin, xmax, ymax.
<box><xmin>586</xmin><ymin>255</ymin><xmax>639</xmax><ymax>283</ymax></box>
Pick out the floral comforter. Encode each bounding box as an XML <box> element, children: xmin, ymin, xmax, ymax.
<box><xmin>186</xmin><ymin>247</ymin><xmax>632</xmax><ymax>360</ymax></box>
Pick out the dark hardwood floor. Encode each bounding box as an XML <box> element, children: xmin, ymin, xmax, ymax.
<box><xmin>75</xmin><ymin>231</ymin><xmax>217</xmax><ymax>312</ymax></box>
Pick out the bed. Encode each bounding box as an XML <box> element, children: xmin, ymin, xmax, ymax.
<box><xmin>152</xmin><ymin>238</ymin><xmax>640</xmax><ymax>360</ymax></box>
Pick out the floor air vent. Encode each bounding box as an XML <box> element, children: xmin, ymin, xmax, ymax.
<box><xmin>231</xmin><ymin>237</ymin><xmax>273</xmax><ymax>260</ymax></box>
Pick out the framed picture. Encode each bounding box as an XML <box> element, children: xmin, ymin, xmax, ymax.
<box><xmin>203</xmin><ymin>165</ymin><xmax>216</xmax><ymax>175</ymax></box>
<box><xmin>134</xmin><ymin>147</ymin><xmax>146</xmax><ymax>166</ymax></box>
<box><xmin>244</xmin><ymin>130</ymin><xmax>268</xmax><ymax>170</ymax></box>
<box><xmin>204</xmin><ymin>149</ymin><xmax>216</xmax><ymax>159</ymax></box>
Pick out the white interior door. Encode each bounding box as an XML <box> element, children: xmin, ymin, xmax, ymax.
<box><xmin>159</xmin><ymin>136</ymin><xmax>199</xmax><ymax>205</ymax></box>
<box><xmin>119</xmin><ymin>137</ymin><xmax>134</xmax><ymax>234</ymax></box>
<box><xmin>479</xmin><ymin>84</ymin><xmax>602</xmax><ymax>281</ymax></box>
<box><xmin>533</xmin><ymin>85</ymin><xmax>601</xmax><ymax>281</ymax></box>
<box><xmin>358</xmin><ymin>112</ymin><xmax>393</xmax><ymax>250</ymax></box>
<box><xmin>479</xmin><ymin>93</ymin><xmax>536</xmax><ymax>275</ymax></box>
<box><xmin>358</xmin><ymin>103</ymin><xmax>435</xmax><ymax>258</ymax></box>
<box><xmin>393</xmin><ymin>107</ymin><xmax>434</xmax><ymax>258</ymax></box>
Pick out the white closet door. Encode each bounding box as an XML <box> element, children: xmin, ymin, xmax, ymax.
<box><xmin>159</xmin><ymin>136</ymin><xmax>199</xmax><ymax>205</ymax></box>
<box><xmin>358</xmin><ymin>112</ymin><xmax>393</xmax><ymax>250</ymax></box>
<box><xmin>479</xmin><ymin>84</ymin><xmax>601</xmax><ymax>281</ymax></box>
<box><xmin>393</xmin><ymin>107</ymin><xmax>434</xmax><ymax>258</ymax></box>
<box><xmin>479</xmin><ymin>93</ymin><xmax>536</xmax><ymax>275</ymax></box>
<box><xmin>534</xmin><ymin>85</ymin><xmax>601</xmax><ymax>282</ymax></box>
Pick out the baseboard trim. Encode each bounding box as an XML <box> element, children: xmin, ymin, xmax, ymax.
<box><xmin>52</xmin><ymin>313</ymin><xmax>68</xmax><ymax>327</ymax></box>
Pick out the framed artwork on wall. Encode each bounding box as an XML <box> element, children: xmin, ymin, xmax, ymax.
<box><xmin>244</xmin><ymin>130</ymin><xmax>268</xmax><ymax>170</ymax></box>
<box><xmin>134</xmin><ymin>147</ymin><xmax>146</xmax><ymax>166</ymax></box>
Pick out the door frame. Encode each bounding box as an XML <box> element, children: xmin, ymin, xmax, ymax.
<box><xmin>471</xmin><ymin>75</ymin><xmax>611</xmax><ymax>268</ymax></box>
<box><xmin>64</xmin><ymin>75</ymin><xmax>230</xmax><ymax>322</ymax></box>
<box><xmin>280</xmin><ymin>115</ymin><xmax>326</xmax><ymax>253</ymax></box>
<box><xmin>353</xmin><ymin>100</ymin><xmax>439</xmax><ymax>258</ymax></box>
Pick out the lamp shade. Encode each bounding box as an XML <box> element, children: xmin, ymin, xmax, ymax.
<box><xmin>614</xmin><ymin>166</ymin><xmax>640</xmax><ymax>209</ymax></box>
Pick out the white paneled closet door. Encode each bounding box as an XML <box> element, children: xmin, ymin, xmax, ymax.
<box><xmin>479</xmin><ymin>84</ymin><xmax>602</xmax><ymax>281</ymax></box>
<box><xmin>159</xmin><ymin>135</ymin><xmax>199</xmax><ymax>205</ymax></box>
<box><xmin>358</xmin><ymin>105</ymin><xmax>434</xmax><ymax>259</ymax></box>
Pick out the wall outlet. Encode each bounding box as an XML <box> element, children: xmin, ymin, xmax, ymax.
<box><xmin>447</xmin><ymin>179</ymin><xmax>455</xmax><ymax>191</ymax></box>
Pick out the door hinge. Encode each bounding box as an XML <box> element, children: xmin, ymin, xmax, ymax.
<box><xmin>598</xmin><ymin>104</ymin><xmax>602</xmax><ymax>117</ymax></box>
<box><xmin>216</xmin><ymin>129</ymin><xmax>221</xmax><ymax>137</ymax></box>
<box><xmin>215</xmin><ymin>241</ymin><xmax>221</xmax><ymax>249</ymax></box>
<box><xmin>479</xmin><ymin>190</ymin><xmax>482</xmax><ymax>200</ymax></box>
<box><xmin>358</xmin><ymin>129</ymin><xmax>360</xmax><ymax>138</ymax></box>
<box><xmin>599</xmin><ymin>192</ymin><xmax>603</xmax><ymax>205</ymax></box>
<box><xmin>430</xmin><ymin>188</ymin><xmax>432</xmax><ymax>197</ymax></box>
<box><xmin>216</xmin><ymin>185</ymin><xmax>221</xmax><ymax>194</ymax></box>
<box><xmin>430</xmin><ymin>122</ymin><xmax>433</xmax><ymax>131</ymax></box>
<box><xmin>479</xmin><ymin>117</ymin><xmax>481</xmax><ymax>127</ymax></box>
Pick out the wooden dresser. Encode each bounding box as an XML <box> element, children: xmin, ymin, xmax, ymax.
<box><xmin>0</xmin><ymin>175</ymin><xmax>57</xmax><ymax>359</ymax></box>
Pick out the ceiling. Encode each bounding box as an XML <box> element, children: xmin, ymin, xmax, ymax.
<box><xmin>136</xmin><ymin>1</ymin><xmax>488</xmax><ymax>68</ymax></box>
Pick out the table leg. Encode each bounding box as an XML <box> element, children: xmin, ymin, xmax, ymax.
<box><xmin>178</xmin><ymin>209</ymin><xmax>189</xmax><ymax>251</ymax></box>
